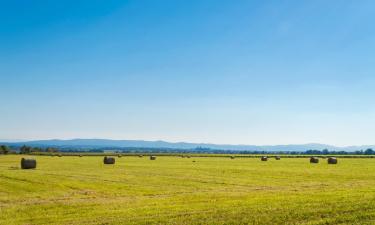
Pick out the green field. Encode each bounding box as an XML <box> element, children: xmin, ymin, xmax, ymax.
<box><xmin>1</xmin><ymin>155</ymin><xmax>375</xmax><ymax>225</ymax></box>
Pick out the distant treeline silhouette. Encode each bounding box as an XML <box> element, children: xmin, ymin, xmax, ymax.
<box><xmin>1</xmin><ymin>145</ymin><xmax>375</xmax><ymax>155</ymax></box>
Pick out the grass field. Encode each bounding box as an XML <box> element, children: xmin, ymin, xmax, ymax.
<box><xmin>1</xmin><ymin>155</ymin><xmax>375</xmax><ymax>225</ymax></box>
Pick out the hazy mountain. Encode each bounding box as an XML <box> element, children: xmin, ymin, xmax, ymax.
<box><xmin>0</xmin><ymin>139</ymin><xmax>373</xmax><ymax>152</ymax></box>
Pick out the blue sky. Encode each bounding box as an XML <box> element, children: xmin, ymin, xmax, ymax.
<box><xmin>1</xmin><ymin>0</ymin><xmax>375</xmax><ymax>146</ymax></box>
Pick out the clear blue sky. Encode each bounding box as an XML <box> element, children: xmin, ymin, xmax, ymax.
<box><xmin>1</xmin><ymin>0</ymin><xmax>375</xmax><ymax>146</ymax></box>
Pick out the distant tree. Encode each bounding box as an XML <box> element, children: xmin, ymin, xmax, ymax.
<box><xmin>306</xmin><ymin>150</ymin><xmax>322</xmax><ymax>155</ymax></box>
<box><xmin>0</xmin><ymin>145</ymin><xmax>10</xmax><ymax>154</ymax></box>
<box><xmin>20</xmin><ymin>145</ymin><xmax>32</xmax><ymax>154</ymax></box>
<box><xmin>364</xmin><ymin>148</ymin><xmax>375</xmax><ymax>155</ymax></box>
<box><xmin>46</xmin><ymin>147</ymin><xmax>58</xmax><ymax>153</ymax></box>
<box><xmin>322</xmin><ymin>149</ymin><xmax>329</xmax><ymax>155</ymax></box>
<box><xmin>31</xmin><ymin>147</ymin><xmax>43</xmax><ymax>152</ymax></box>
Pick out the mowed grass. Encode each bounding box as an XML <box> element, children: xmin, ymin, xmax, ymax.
<box><xmin>1</xmin><ymin>156</ymin><xmax>375</xmax><ymax>224</ymax></box>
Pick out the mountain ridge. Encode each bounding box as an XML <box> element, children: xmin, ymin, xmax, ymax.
<box><xmin>1</xmin><ymin>139</ymin><xmax>373</xmax><ymax>152</ymax></box>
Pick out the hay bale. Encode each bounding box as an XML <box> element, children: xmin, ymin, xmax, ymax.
<box><xmin>261</xmin><ymin>156</ymin><xmax>268</xmax><ymax>161</ymax></box>
<box><xmin>58</xmin><ymin>154</ymin><xmax>62</xmax><ymax>157</ymax></box>
<box><xmin>328</xmin><ymin>157</ymin><xmax>338</xmax><ymax>164</ymax></box>
<box><xmin>275</xmin><ymin>156</ymin><xmax>281</xmax><ymax>160</ymax></box>
<box><xmin>187</xmin><ymin>156</ymin><xmax>191</xmax><ymax>158</ymax></box>
<box><xmin>103</xmin><ymin>156</ymin><xmax>115</xmax><ymax>164</ymax></box>
<box><xmin>118</xmin><ymin>154</ymin><xmax>122</xmax><ymax>158</ymax></box>
<box><xmin>79</xmin><ymin>154</ymin><xmax>83</xmax><ymax>157</ymax></box>
<box><xmin>21</xmin><ymin>158</ymin><xmax>36</xmax><ymax>169</ymax></box>
<box><xmin>230</xmin><ymin>156</ymin><xmax>235</xmax><ymax>159</ymax></box>
<box><xmin>310</xmin><ymin>157</ymin><xmax>319</xmax><ymax>163</ymax></box>
<box><xmin>150</xmin><ymin>156</ymin><xmax>156</xmax><ymax>160</ymax></box>
<box><xmin>139</xmin><ymin>155</ymin><xmax>143</xmax><ymax>158</ymax></box>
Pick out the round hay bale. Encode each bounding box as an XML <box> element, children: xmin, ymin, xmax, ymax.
<box><xmin>21</xmin><ymin>158</ymin><xmax>36</xmax><ymax>169</ymax></box>
<box><xmin>103</xmin><ymin>156</ymin><xmax>115</xmax><ymax>164</ymax></box>
<box><xmin>58</xmin><ymin>154</ymin><xmax>62</xmax><ymax>157</ymax></box>
<box><xmin>230</xmin><ymin>156</ymin><xmax>235</xmax><ymax>159</ymax></box>
<box><xmin>310</xmin><ymin>157</ymin><xmax>319</xmax><ymax>163</ymax></box>
<box><xmin>79</xmin><ymin>154</ymin><xmax>83</xmax><ymax>157</ymax></box>
<box><xmin>118</xmin><ymin>154</ymin><xmax>122</xmax><ymax>158</ymax></box>
<box><xmin>150</xmin><ymin>156</ymin><xmax>156</xmax><ymax>160</ymax></box>
<box><xmin>275</xmin><ymin>156</ymin><xmax>281</xmax><ymax>160</ymax></box>
<box><xmin>139</xmin><ymin>155</ymin><xmax>143</xmax><ymax>158</ymax></box>
<box><xmin>261</xmin><ymin>156</ymin><xmax>268</xmax><ymax>161</ymax></box>
<box><xmin>327</xmin><ymin>157</ymin><xmax>338</xmax><ymax>164</ymax></box>
<box><xmin>187</xmin><ymin>156</ymin><xmax>191</xmax><ymax>158</ymax></box>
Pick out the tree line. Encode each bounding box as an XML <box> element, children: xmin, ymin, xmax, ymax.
<box><xmin>0</xmin><ymin>145</ymin><xmax>10</xmax><ymax>154</ymax></box>
<box><xmin>1</xmin><ymin>145</ymin><xmax>375</xmax><ymax>155</ymax></box>
<box><xmin>0</xmin><ymin>145</ymin><xmax>59</xmax><ymax>154</ymax></box>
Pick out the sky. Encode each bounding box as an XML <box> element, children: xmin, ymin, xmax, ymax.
<box><xmin>1</xmin><ymin>0</ymin><xmax>375</xmax><ymax>146</ymax></box>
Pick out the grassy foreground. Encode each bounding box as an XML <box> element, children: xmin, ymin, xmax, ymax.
<box><xmin>1</xmin><ymin>155</ymin><xmax>375</xmax><ymax>224</ymax></box>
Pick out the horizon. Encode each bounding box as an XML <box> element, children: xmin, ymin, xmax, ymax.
<box><xmin>1</xmin><ymin>138</ymin><xmax>375</xmax><ymax>148</ymax></box>
<box><xmin>2</xmin><ymin>1</ymin><xmax>375</xmax><ymax>146</ymax></box>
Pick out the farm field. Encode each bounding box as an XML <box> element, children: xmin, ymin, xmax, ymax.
<box><xmin>1</xmin><ymin>155</ymin><xmax>375</xmax><ymax>225</ymax></box>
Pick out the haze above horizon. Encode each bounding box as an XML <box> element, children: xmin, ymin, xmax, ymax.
<box><xmin>1</xmin><ymin>1</ymin><xmax>375</xmax><ymax>146</ymax></box>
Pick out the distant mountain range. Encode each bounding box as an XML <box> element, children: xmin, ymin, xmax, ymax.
<box><xmin>1</xmin><ymin>139</ymin><xmax>374</xmax><ymax>152</ymax></box>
